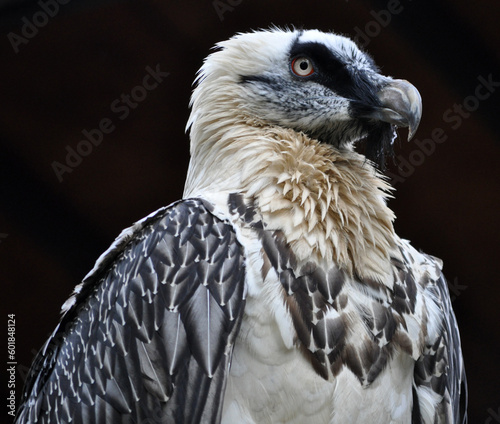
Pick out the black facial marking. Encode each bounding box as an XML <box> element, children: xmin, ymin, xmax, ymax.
<box><xmin>357</xmin><ymin>121</ymin><xmax>396</xmax><ymax>170</ymax></box>
<box><xmin>240</xmin><ymin>74</ymin><xmax>274</xmax><ymax>85</ymax></box>
<box><xmin>289</xmin><ymin>41</ymin><xmax>380</xmax><ymax>107</ymax></box>
<box><xmin>289</xmin><ymin>41</ymin><xmax>396</xmax><ymax>168</ymax></box>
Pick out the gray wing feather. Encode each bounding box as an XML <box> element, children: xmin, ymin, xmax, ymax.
<box><xmin>413</xmin><ymin>267</ymin><xmax>467</xmax><ymax>424</ymax></box>
<box><xmin>15</xmin><ymin>198</ymin><xmax>246</xmax><ymax>424</ymax></box>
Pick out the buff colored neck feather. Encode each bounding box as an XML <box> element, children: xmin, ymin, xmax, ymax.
<box><xmin>184</xmin><ymin>82</ymin><xmax>399</xmax><ymax>285</ymax></box>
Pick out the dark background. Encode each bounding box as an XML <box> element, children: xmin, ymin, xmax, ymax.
<box><xmin>1</xmin><ymin>0</ymin><xmax>499</xmax><ymax>422</ymax></box>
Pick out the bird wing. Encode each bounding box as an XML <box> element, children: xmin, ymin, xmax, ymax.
<box><xmin>15</xmin><ymin>198</ymin><xmax>247</xmax><ymax>424</ymax></box>
<box><xmin>413</xmin><ymin>264</ymin><xmax>467</xmax><ymax>424</ymax></box>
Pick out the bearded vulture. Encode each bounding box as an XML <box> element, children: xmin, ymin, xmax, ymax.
<box><xmin>16</xmin><ymin>28</ymin><xmax>466</xmax><ymax>423</ymax></box>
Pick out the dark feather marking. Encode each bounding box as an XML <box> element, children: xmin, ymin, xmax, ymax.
<box><xmin>337</xmin><ymin>293</ymin><xmax>348</xmax><ymax>309</ymax></box>
<box><xmin>362</xmin><ymin>308</ymin><xmax>375</xmax><ymax>331</ymax></box>
<box><xmin>366</xmin><ymin>346</ymin><xmax>392</xmax><ymax>384</ymax></box>
<box><xmin>376</xmin><ymin>307</ymin><xmax>397</xmax><ymax>340</ymax></box>
<box><xmin>361</xmin><ymin>276</ymin><xmax>384</xmax><ymax>291</ymax></box>
<box><xmin>313</xmin><ymin>316</ymin><xmax>346</xmax><ymax>351</ymax></box>
<box><xmin>412</xmin><ymin>271</ymin><xmax>467</xmax><ymax>423</ymax></box>
<box><xmin>405</xmin><ymin>272</ymin><xmax>417</xmax><ymax>313</ymax></box>
<box><xmin>360</xmin><ymin>338</ymin><xmax>379</xmax><ymax>368</ymax></box>
<box><xmin>330</xmin><ymin>355</ymin><xmax>344</xmax><ymax>378</ymax></box>
<box><xmin>300</xmin><ymin>346</ymin><xmax>329</xmax><ymax>380</ymax></box>
<box><xmin>342</xmin><ymin>345</ymin><xmax>363</xmax><ymax>382</ymax></box>
<box><xmin>284</xmin><ymin>290</ymin><xmax>312</xmax><ymax>348</ymax></box>
<box><xmin>230</xmin><ymin>193</ymin><xmax>258</xmax><ymax>224</ymax></box>
<box><xmin>317</xmin><ymin>267</ymin><xmax>345</xmax><ymax>303</ymax></box>
<box><xmin>411</xmin><ymin>383</ymin><xmax>423</xmax><ymax>424</ymax></box>
<box><xmin>228</xmin><ymin>192</ymin><xmax>247</xmax><ymax>218</ymax></box>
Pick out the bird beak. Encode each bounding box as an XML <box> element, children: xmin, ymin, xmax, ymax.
<box><xmin>368</xmin><ymin>79</ymin><xmax>422</xmax><ymax>141</ymax></box>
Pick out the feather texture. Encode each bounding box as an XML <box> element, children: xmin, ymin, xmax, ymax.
<box><xmin>15</xmin><ymin>199</ymin><xmax>246</xmax><ymax>423</ymax></box>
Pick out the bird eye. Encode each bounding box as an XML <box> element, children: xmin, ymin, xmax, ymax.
<box><xmin>291</xmin><ymin>57</ymin><xmax>315</xmax><ymax>77</ymax></box>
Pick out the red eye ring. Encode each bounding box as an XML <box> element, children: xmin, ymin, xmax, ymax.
<box><xmin>291</xmin><ymin>57</ymin><xmax>315</xmax><ymax>77</ymax></box>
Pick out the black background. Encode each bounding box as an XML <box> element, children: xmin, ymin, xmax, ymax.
<box><xmin>1</xmin><ymin>0</ymin><xmax>499</xmax><ymax>422</ymax></box>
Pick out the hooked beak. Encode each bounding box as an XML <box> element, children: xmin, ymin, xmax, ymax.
<box><xmin>367</xmin><ymin>79</ymin><xmax>422</xmax><ymax>140</ymax></box>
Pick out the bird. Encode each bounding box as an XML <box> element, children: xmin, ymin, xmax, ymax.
<box><xmin>15</xmin><ymin>28</ymin><xmax>467</xmax><ymax>424</ymax></box>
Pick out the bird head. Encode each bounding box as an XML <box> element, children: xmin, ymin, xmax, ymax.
<box><xmin>188</xmin><ymin>28</ymin><xmax>422</xmax><ymax>169</ymax></box>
